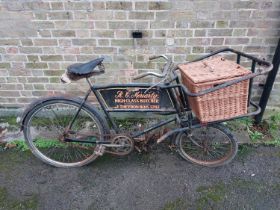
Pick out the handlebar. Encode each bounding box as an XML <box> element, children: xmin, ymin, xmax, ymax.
<box><xmin>133</xmin><ymin>55</ymin><xmax>172</xmax><ymax>81</ymax></box>
<box><xmin>133</xmin><ymin>72</ymin><xmax>166</xmax><ymax>80</ymax></box>
<box><xmin>133</xmin><ymin>48</ymin><xmax>273</xmax><ymax>93</ymax></box>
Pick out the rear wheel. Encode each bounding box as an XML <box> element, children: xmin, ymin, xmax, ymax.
<box><xmin>23</xmin><ymin>98</ymin><xmax>107</xmax><ymax>168</ymax></box>
<box><xmin>176</xmin><ymin>124</ymin><xmax>238</xmax><ymax>167</ymax></box>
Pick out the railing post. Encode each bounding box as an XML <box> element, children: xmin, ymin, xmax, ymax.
<box><xmin>255</xmin><ymin>38</ymin><xmax>280</xmax><ymax>123</ymax></box>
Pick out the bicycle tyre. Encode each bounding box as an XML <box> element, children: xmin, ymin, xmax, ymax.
<box><xmin>175</xmin><ymin>124</ymin><xmax>238</xmax><ymax>167</ymax></box>
<box><xmin>23</xmin><ymin>97</ymin><xmax>108</xmax><ymax>168</ymax></box>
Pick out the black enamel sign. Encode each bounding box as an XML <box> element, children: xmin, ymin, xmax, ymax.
<box><xmin>99</xmin><ymin>88</ymin><xmax>174</xmax><ymax>110</ymax></box>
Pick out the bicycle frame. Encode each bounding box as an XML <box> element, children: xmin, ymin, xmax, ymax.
<box><xmin>22</xmin><ymin>48</ymin><xmax>271</xmax><ymax>145</ymax></box>
<box><xmin>16</xmin><ymin>48</ymin><xmax>274</xmax><ymax>168</ymax></box>
<box><xmin>69</xmin><ymin>75</ymin><xmax>190</xmax><ymax>143</ymax></box>
<box><xmin>67</xmin><ymin>81</ymin><xmax>263</xmax><ymax>146</ymax></box>
<box><xmin>67</xmin><ymin>45</ymin><xmax>274</xmax><ymax>144</ymax></box>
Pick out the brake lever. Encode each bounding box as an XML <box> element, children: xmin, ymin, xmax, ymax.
<box><xmin>144</xmin><ymin>77</ymin><xmax>166</xmax><ymax>93</ymax></box>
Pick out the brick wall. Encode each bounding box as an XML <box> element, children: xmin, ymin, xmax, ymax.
<box><xmin>0</xmin><ymin>0</ymin><xmax>279</xmax><ymax>110</ymax></box>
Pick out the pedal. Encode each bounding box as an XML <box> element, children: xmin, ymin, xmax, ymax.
<box><xmin>168</xmin><ymin>144</ymin><xmax>177</xmax><ymax>151</ymax></box>
<box><xmin>94</xmin><ymin>145</ymin><xmax>105</xmax><ymax>156</ymax></box>
<box><xmin>187</xmin><ymin>132</ymin><xmax>193</xmax><ymax>137</ymax></box>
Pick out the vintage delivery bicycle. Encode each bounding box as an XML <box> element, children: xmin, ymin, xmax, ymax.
<box><xmin>19</xmin><ymin>48</ymin><xmax>272</xmax><ymax>168</ymax></box>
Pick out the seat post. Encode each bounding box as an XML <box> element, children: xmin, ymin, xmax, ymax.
<box><xmin>65</xmin><ymin>78</ymin><xmax>93</xmax><ymax>130</ymax></box>
<box><xmin>86</xmin><ymin>78</ymin><xmax>93</xmax><ymax>87</ymax></box>
<box><xmin>68</xmin><ymin>87</ymin><xmax>91</xmax><ymax>129</ymax></box>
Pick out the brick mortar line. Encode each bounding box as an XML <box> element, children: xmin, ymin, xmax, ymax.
<box><xmin>0</xmin><ymin>37</ymin><xmax>275</xmax><ymax>43</ymax></box>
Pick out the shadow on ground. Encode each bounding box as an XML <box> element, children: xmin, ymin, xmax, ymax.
<box><xmin>0</xmin><ymin>145</ymin><xmax>279</xmax><ymax>210</ymax></box>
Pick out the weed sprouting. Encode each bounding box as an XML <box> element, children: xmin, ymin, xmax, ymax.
<box><xmin>227</xmin><ymin>113</ymin><xmax>280</xmax><ymax>145</ymax></box>
<box><xmin>6</xmin><ymin>138</ymin><xmax>69</xmax><ymax>152</ymax></box>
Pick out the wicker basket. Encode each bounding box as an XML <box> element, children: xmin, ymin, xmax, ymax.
<box><xmin>178</xmin><ymin>56</ymin><xmax>251</xmax><ymax>123</ymax></box>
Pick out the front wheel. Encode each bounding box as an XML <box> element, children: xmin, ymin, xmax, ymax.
<box><xmin>175</xmin><ymin>124</ymin><xmax>238</xmax><ymax>167</ymax></box>
<box><xmin>23</xmin><ymin>97</ymin><xmax>108</xmax><ymax>168</ymax></box>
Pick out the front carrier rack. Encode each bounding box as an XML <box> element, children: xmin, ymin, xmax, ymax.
<box><xmin>174</xmin><ymin>48</ymin><xmax>273</xmax><ymax>123</ymax></box>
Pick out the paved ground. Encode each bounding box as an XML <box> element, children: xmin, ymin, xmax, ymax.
<box><xmin>0</xmin><ymin>145</ymin><xmax>279</xmax><ymax>210</ymax></box>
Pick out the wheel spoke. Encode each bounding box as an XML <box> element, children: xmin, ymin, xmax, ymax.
<box><xmin>177</xmin><ymin>125</ymin><xmax>237</xmax><ymax>167</ymax></box>
<box><xmin>24</xmin><ymin>100</ymin><xmax>104</xmax><ymax>167</ymax></box>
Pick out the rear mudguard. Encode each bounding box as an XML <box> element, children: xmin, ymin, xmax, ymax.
<box><xmin>19</xmin><ymin>96</ymin><xmax>110</xmax><ymax>133</ymax></box>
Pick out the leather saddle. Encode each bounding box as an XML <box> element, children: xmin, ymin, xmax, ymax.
<box><xmin>67</xmin><ymin>58</ymin><xmax>105</xmax><ymax>80</ymax></box>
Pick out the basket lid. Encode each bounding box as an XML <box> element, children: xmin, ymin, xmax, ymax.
<box><xmin>178</xmin><ymin>56</ymin><xmax>251</xmax><ymax>84</ymax></box>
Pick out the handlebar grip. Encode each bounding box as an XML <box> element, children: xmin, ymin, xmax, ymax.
<box><xmin>133</xmin><ymin>74</ymin><xmax>145</xmax><ymax>80</ymax></box>
<box><xmin>149</xmin><ymin>55</ymin><xmax>161</xmax><ymax>61</ymax></box>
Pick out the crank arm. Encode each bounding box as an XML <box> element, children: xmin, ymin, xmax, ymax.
<box><xmin>104</xmin><ymin>150</ymin><xmax>129</xmax><ymax>155</ymax></box>
<box><xmin>104</xmin><ymin>150</ymin><xmax>119</xmax><ymax>155</ymax></box>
